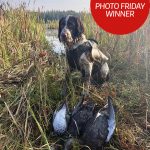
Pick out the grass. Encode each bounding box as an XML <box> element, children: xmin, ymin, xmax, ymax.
<box><xmin>47</xmin><ymin>20</ymin><xmax>59</xmax><ymax>29</ymax></box>
<box><xmin>0</xmin><ymin>4</ymin><xmax>150</xmax><ymax>150</ymax></box>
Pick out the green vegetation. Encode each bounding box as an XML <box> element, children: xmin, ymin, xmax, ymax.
<box><xmin>0</xmin><ymin>4</ymin><xmax>58</xmax><ymax>150</ymax></box>
<box><xmin>82</xmin><ymin>13</ymin><xmax>150</xmax><ymax>150</ymax></box>
<box><xmin>0</xmin><ymin>4</ymin><xmax>150</xmax><ymax>150</ymax></box>
<box><xmin>40</xmin><ymin>10</ymin><xmax>80</xmax><ymax>22</ymax></box>
<box><xmin>42</xmin><ymin>10</ymin><xmax>81</xmax><ymax>29</ymax></box>
<box><xmin>47</xmin><ymin>20</ymin><xmax>59</xmax><ymax>29</ymax></box>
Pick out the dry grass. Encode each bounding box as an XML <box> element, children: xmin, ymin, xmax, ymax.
<box><xmin>47</xmin><ymin>20</ymin><xmax>59</xmax><ymax>29</ymax></box>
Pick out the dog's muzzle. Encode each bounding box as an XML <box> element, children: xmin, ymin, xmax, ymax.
<box><xmin>60</xmin><ymin>28</ymin><xmax>73</xmax><ymax>43</ymax></box>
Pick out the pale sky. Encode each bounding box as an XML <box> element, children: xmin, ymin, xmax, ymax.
<box><xmin>1</xmin><ymin>0</ymin><xmax>90</xmax><ymax>12</ymax></box>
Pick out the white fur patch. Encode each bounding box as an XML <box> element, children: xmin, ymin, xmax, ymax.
<box><xmin>91</xmin><ymin>48</ymin><xmax>108</xmax><ymax>62</ymax></box>
<box><xmin>80</xmin><ymin>53</ymin><xmax>93</xmax><ymax>73</ymax></box>
<box><xmin>80</xmin><ymin>53</ymin><xmax>89</xmax><ymax>64</ymax></box>
<box><xmin>72</xmin><ymin>34</ymin><xmax>87</xmax><ymax>49</ymax></box>
<box><xmin>100</xmin><ymin>62</ymin><xmax>109</xmax><ymax>78</ymax></box>
<box><xmin>79</xmin><ymin>52</ymin><xmax>93</xmax><ymax>88</ymax></box>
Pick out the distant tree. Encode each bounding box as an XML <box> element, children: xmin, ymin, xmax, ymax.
<box><xmin>40</xmin><ymin>10</ymin><xmax>82</xmax><ymax>22</ymax></box>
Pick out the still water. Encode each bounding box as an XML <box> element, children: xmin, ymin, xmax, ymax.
<box><xmin>46</xmin><ymin>29</ymin><xmax>65</xmax><ymax>54</ymax></box>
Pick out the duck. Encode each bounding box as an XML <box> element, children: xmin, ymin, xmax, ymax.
<box><xmin>80</xmin><ymin>96</ymin><xmax>116</xmax><ymax>150</ymax></box>
<box><xmin>68</xmin><ymin>94</ymin><xmax>97</xmax><ymax>137</ymax></box>
<box><xmin>52</xmin><ymin>101</ymin><xmax>70</xmax><ymax>135</ymax></box>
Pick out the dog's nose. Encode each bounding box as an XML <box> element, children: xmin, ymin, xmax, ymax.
<box><xmin>61</xmin><ymin>32</ymin><xmax>67</xmax><ymax>39</ymax></box>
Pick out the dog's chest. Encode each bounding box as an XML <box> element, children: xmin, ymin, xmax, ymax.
<box><xmin>66</xmin><ymin>42</ymin><xmax>92</xmax><ymax>71</ymax></box>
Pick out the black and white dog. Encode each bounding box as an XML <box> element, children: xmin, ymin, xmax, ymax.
<box><xmin>58</xmin><ymin>15</ymin><xmax>110</xmax><ymax>87</ymax></box>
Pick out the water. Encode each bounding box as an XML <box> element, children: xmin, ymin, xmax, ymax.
<box><xmin>46</xmin><ymin>29</ymin><xmax>65</xmax><ymax>54</ymax></box>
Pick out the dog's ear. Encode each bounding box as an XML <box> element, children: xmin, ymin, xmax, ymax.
<box><xmin>58</xmin><ymin>17</ymin><xmax>65</xmax><ymax>42</ymax></box>
<box><xmin>76</xmin><ymin>17</ymin><xmax>84</xmax><ymax>37</ymax></box>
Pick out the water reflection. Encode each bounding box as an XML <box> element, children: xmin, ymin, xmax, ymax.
<box><xmin>46</xmin><ymin>29</ymin><xmax>65</xmax><ymax>54</ymax></box>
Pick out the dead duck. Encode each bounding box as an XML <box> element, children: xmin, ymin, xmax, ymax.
<box><xmin>52</xmin><ymin>101</ymin><xmax>70</xmax><ymax>135</ymax></box>
<box><xmin>80</xmin><ymin>96</ymin><xmax>116</xmax><ymax>150</ymax></box>
<box><xmin>68</xmin><ymin>94</ymin><xmax>97</xmax><ymax>137</ymax></box>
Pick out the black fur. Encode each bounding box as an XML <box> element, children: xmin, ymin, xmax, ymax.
<box><xmin>58</xmin><ymin>16</ymin><xmax>84</xmax><ymax>42</ymax></box>
<box><xmin>58</xmin><ymin>17</ymin><xmax>65</xmax><ymax>41</ymax></box>
<box><xmin>66</xmin><ymin>41</ymin><xmax>92</xmax><ymax>72</ymax></box>
<box><xmin>58</xmin><ymin>16</ymin><xmax>110</xmax><ymax>86</ymax></box>
<box><xmin>75</xmin><ymin>17</ymin><xmax>84</xmax><ymax>38</ymax></box>
<box><xmin>91</xmin><ymin>62</ymin><xmax>110</xmax><ymax>85</ymax></box>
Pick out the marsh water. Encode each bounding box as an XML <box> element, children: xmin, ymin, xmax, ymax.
<box><xmin>46</xmin><ymin>29</ymin><xmax>65</xmax><ymax>53</ymax></box>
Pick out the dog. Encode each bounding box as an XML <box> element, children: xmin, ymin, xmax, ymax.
<box><xmin>58</xmin><ymin>15</ymin><xmax>110</xmax><ymax>87</ymax></box>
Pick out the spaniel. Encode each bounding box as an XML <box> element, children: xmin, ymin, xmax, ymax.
<box><xmin>58</xmin><ymin>15</ymin><xmax>110</xmax><ymax>88</ymax></box>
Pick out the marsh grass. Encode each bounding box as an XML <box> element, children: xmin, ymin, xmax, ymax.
<box><xmin>47</xmin><ymin>20</ymin><xmax>59</xmax><ymax>30</ymax></box>
<box><xmin>0</xmin><ymin>5</ymin><xmax>150</xmax><ymax>150</ymax></box>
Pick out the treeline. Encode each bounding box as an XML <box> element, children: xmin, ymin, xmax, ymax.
<box><xmin>40</xmin><ymin>10</ymin><xmax>82</xmax><ymax>22</ymax></box>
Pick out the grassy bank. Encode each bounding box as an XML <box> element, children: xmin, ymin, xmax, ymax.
<box><xmin>0</xmin><ymin>4</ymin><xmax>58</xmax><ymax>149</ymax></box>
<box><xmin>0</xmin><ymin>5</ymin><xmax>150</xmax><ymax>150</ymax></box>
<box><xmin>82</xmin><ymin>13</ymin><xmax>150</xmax><ymax>149</ymax></box>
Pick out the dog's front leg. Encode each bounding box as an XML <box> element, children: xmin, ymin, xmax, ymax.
<box><xmin>82</xmin><ymin>62</ymin><xmax>93</xmax><ymax>89</ymax></box>
<box><xmin>80</xmin><ymin>53</ymin><xmax>93</xmax><ymax>93</ymax></box>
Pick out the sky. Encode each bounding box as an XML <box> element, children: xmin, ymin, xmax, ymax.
<box><xmin>1</xmin><ymin>0</ymin><xmax>90</xmax><ymax>12</ymax></box>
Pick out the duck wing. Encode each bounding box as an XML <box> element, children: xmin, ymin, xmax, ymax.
<box><xmin>81</xmin><ymin>112</ymin><xmax>108</xmax><ymax>149</ymax></box>
<box><xmin>106</xmin><ymin>96</ymin><xmax>116</xmax><ymax>142</ymax></box>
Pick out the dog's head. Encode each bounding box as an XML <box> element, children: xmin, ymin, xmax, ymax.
<box><xmin>58</xmin><ymin>15</ymin><xmax>84</xmax><ymax>45</ymax></box>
